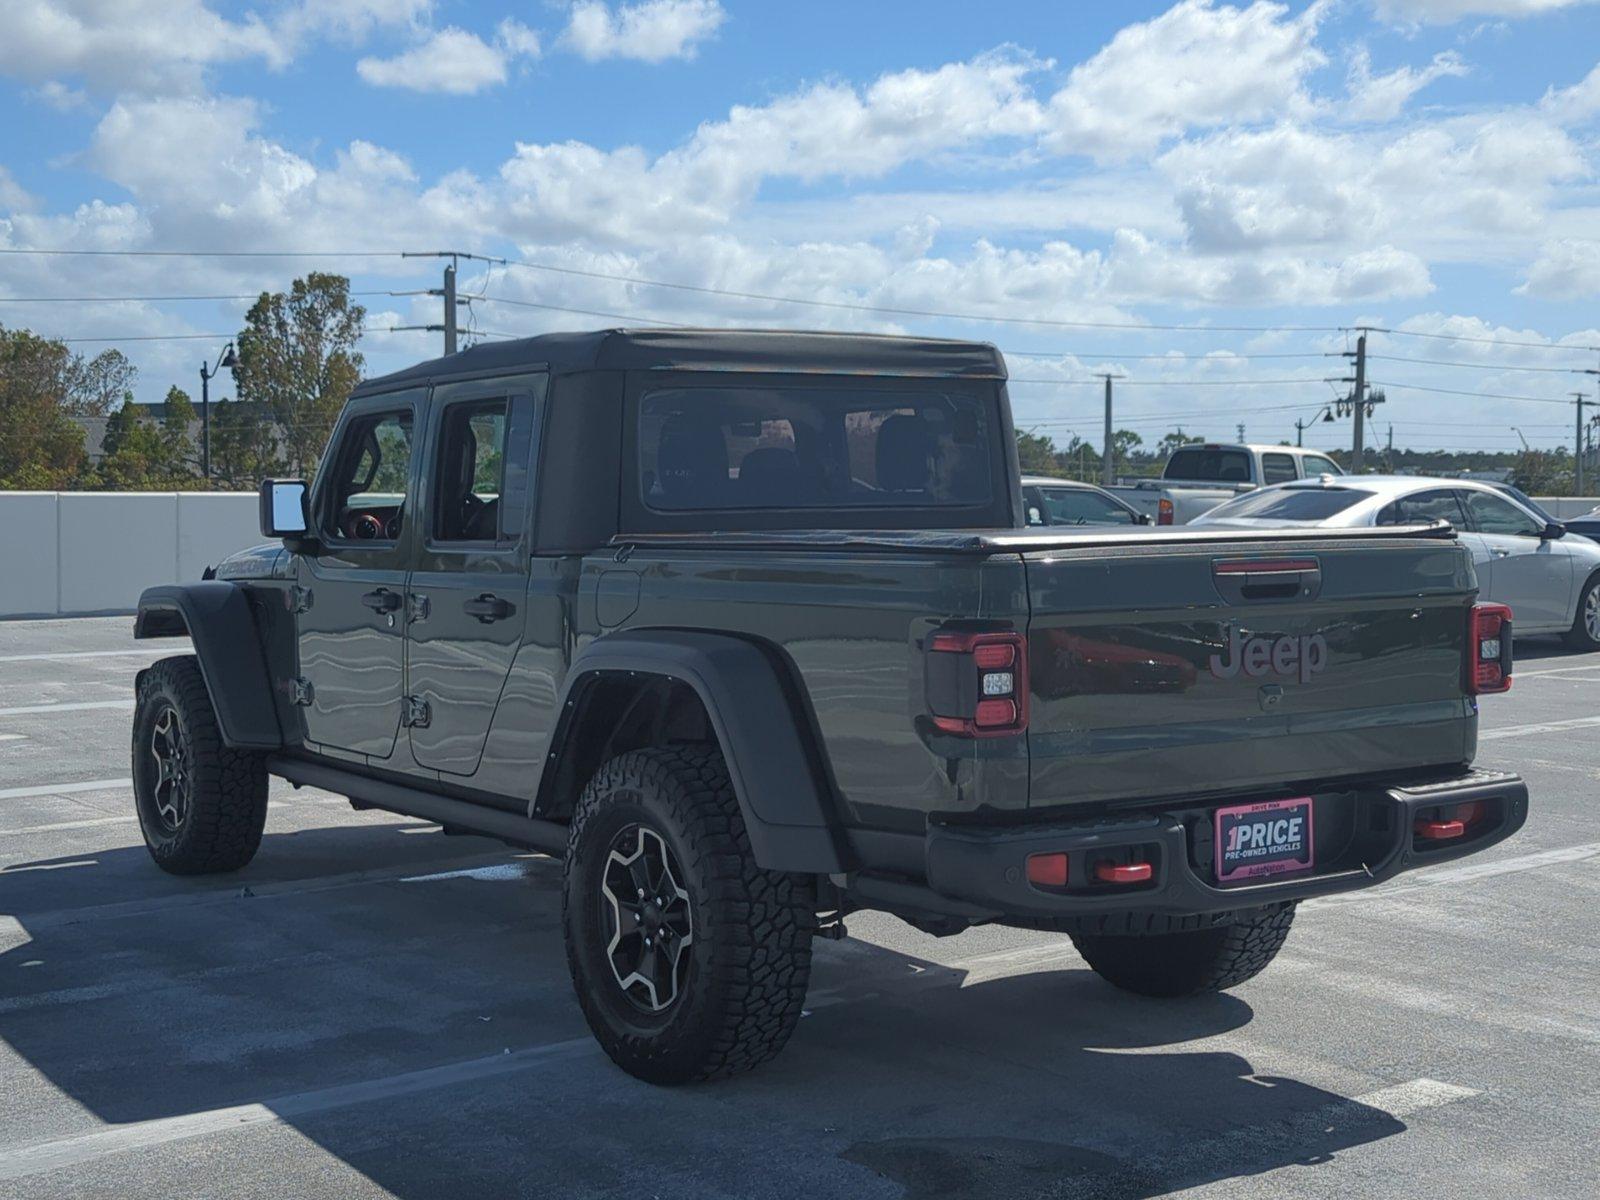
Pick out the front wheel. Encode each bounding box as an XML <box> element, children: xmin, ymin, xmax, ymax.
<box><xmin>1070</xmin><ymin>903</ymin><xmax>1296</xmax><ymax>998</ymax></box>
<box><xmin>562</xmin><ymin>746</ymin><xmax>815</xmax><ymax>1084</ymax></box>
<box><xmin>132</xmin><ymin>655</ymin><xmax>268</xmax><ymax>874</ymax></box>
<box><xmin>1565</xmin><ymin>573</ymin><xmax>1600</xmax><ymax>651</ymax></box>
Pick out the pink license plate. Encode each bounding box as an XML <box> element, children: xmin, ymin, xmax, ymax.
<box><xmin>1215</xmin><ymin>797</ymin><xmax>1314</xmax><ymax>884</ymax></box>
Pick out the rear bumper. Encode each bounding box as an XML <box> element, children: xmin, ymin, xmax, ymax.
<box><xmin>910</xmin><ymin>768</ymin><xmax>1527</xmax><ymax>920</ymax></box>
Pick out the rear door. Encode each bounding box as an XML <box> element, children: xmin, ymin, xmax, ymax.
<box><xmin>1459</xmin><ymin>488</ymin><xmax>1573</xmax><ymax>630</ymax></box>
<box><xmin>405</xmin><ymin>375</ymin><xmax>544</xmax><ymax>776</ymax></box>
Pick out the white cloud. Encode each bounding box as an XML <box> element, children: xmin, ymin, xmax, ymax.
<box><xmin>357</xmin><ymin>24</ymin><xmax>539</xmax><ymax>95</ymax></box>
<box><xmin>1343</xmin><ymin>46</ymin><xmax>1468</xmax><ymax>120</ymax></box>
<box><xmin>1541</xmin><ymin>62</ymin><xmax>1600</xmax><ymax>123</ymax></box>
<box><xmin>1372</xmin><ymin>0</ymin><xmax>1595</xmax><ymax>24</ymax></box>
<box><xmin>0</xmin><ymin>0</ymin><xmax>429</xmax><ymax>94</ymax></box>
<box><xmin>1518</xmin><ymin>239</ymin><xmax>1600</xmax><ymax>297</ymax></box>
<box><xmin>29</xmin><ymin>80</ymin><xmax>90</xmax><ymax>111</ymax></box>
<box><xmin>560</xmin><ymin>0</ymin><xmax>725</xmax><ymax>63</ymax></box>
<box><xmin>0</xmin><ymin>168</ymin><xmax>37</xmax><ymax>215</ymax></box>
<box><xmin>1044</xmin><ymin>0</ymin><xmax>1328</xmax><ymax>160</ymax></box>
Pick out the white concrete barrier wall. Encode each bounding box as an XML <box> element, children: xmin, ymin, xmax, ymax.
<box><xmin>0</xmin><ymin>492</ymin><xmax>259</xmax><ymax>618</ymax></box>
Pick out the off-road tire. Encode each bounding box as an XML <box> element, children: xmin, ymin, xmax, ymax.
<box><xmin>1564</xmin><ymin>572</ymin><xmax>1600</xmax><ymax>651</ymax></box>
<box><xmin>562</xmin><ymin>746</ymin><xmax>815</xmax><ymax>1084</ymax></box>
<box><xmin>1069</xmin><ymin>902</ymin><xmax>1296</xmax><ymax>998</ymax></box>
<box><xmin>132</xmin><ymin>655</ymin><xmax>268</xmax><ymax>875</ymax></box>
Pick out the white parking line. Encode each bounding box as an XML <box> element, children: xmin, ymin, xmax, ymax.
<box><xmin>1514</xmin><ymin>661</ymin><xmax>1600</xmax><ymax>678</ymax></box>
<box><xmin>1479</xmin><ymin>715</ymin><xmax>1600</xmax><ymax>740</ymax></box>
<box><xmin>0</xmin><ymin>701</ymin><xmax>130</xmax><ymax>718</ymax></box>
<box><xmin>0</xmin><ymin>649</ymin><xmax>168</xmax><ymax>664</ymax></box>
<box><xmin>0</xmin><ymin>778</ymin><xmax>131</xmax><ymax>801</ymax></box>
<box><xmin>0</xmin><ymin>1037</ymin><xmax>597</xmax><ymax>1183</ymax></box>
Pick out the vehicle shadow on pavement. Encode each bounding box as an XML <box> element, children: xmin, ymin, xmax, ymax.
<box><xmin>0</xmin><ymin>824</ymin><xmax>1408</xmax><ymax>1199</ymax></box>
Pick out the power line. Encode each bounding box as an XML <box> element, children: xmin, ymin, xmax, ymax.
<box><xmin>0</xmin><ymin>248</ymin><xmax>404</xmax><ymax>259</ymax></box>
<box><xmin>1368</xmin><ymin>353</ymin><xmax>1593</xmax><ymax>374</ymax></box>
<box><xmin>499</xmin><ymin>258</ymin><xmax>1340</xmax><ymax>333</ymax></box>
<box><xmin>1367</xmin><ymin>326</ymin><xmax>1600</xmax><ymax>353</ymax></box>
<box><xmin>1371</xmin><ymin>380</ymin><xmax>1573</xmax><ymax>405</ymax></box>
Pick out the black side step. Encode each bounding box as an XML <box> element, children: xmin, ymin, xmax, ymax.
<box><xmin>266</xmin><ymin>756</ymin><xmax>568</xmax><ymax>855</ymax></box>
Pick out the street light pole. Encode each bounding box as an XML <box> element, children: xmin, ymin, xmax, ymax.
<box><xmin>198</xmin><ymin>342</ymin><xmax>237</xmax><ymax>482</ymax></box>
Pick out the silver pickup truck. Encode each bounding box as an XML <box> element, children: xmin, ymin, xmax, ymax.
<box><xmin>1110</xmin><ymin>443</ymin><xmax>1344</xmax><ymax>525</ymax></box>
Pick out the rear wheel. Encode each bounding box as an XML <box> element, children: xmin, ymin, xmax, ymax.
<box><xmin>132</xmin><ymin>655</ymin><xmax>268</xmax><ymax>875</ymax></box>
<box><xmin>1564</xmin><ymin>573</ymin><xmax>1600</xmax><ymax>651</ymax></box>
<box><xmin>1070</xmin><ymin>903</ymin><xmax>1296</xmax><ymax>998</ymax></box>
<box><xmin>562</xmin><ymin>746</ymin><xmax>815</xmax><ymax>1084</ymax></box>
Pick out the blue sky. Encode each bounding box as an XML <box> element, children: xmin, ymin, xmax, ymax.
<box><xmin>2</xmin><ymin>0</ymin><xmax>1599</xmax><ymax>455</ymax></box>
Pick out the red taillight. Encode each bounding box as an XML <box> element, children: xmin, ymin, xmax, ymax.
<box><xmin>1157</xmin><ymin>498</ymin><xmax>1175</xmax><ymax>525</ymax></box>
<box><xmin>1467</xmin><ymin>603</ymin><xmax>1513</xmax><ymax>695</ymax></box>
<box><xmin>1093</xmin><ymin>861</ymin><xmax>1153</xmax><ymax>884</ymax></box>
<box><xmin>1026</xmin><ymin>852</ymin><xmax>1069</xmax><ymax>888</ymax></box>
<box><xmin>1414</xmin><ymin>818</ymin><xmax>1466</xmax><ymax>841</ymax></box>
<box><xmin>926</xmin><ymin>630</ymin><xmax>1029</xmax><ymax>737</ymax></box>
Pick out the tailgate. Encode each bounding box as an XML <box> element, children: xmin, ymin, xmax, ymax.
<box><xmin>1025</xmin><ymin>532</ymin><xmax>1477</xmax><ymax>808</ymax></box>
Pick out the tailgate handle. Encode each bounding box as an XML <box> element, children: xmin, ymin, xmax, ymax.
<box><xmin>1213</xmin><ymin>558</ymin><xmax>1322</xmax><ymax>603</ymax></box>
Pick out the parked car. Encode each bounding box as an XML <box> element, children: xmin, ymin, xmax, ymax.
<box><xmin>1554</xmin><ymin>503</ymin><xmax>1600</xmax><ymax>543</ymax></box>
<box><xmin>1021</xmin><ymin>475</ymin><xmax>1151</xmax><ymax>527</ymax></box>
<box><xmin>1107</xmin><ymin>443</ymin><xmax>1343</xmax><ymax>525</ymax></box>
<box><xmin>131</xmin><ymin>331</ymin><xmax>1528</xmax><ymax>1085</ymax></box>
<box><xmin>1193</xmin><ymin>475</ymin><xmax>1600</xmax><ymax>648</ymax></box>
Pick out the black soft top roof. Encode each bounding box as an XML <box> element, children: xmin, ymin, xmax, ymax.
<box><xmin>354</xmin><ymin>328</ymin><xmax>1007</xmax><ymax>394</ymax></box>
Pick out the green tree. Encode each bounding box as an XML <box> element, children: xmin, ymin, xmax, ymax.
<box><xmin>1157</xmin><ymin>429</ymin><xmax>1203</xmax><ymax>459</ymax></box>
<box><xmin>159</xmin><ymin>386</ymin><xmax>199</xmax><ymax>479</ymax></box>
<box><xmin>0</xmin><ymin>324</ymin><xmax>98</xmax><ymax>488</ymax></box>
<box><xmin>96</xmin><ymin>396</ymin><xmax>198</xmax><ymax>490</ymax></box>
<box><xmin>1016</xmin><ymin>430</ymin><xmax>1061</xmax><ymax>475</ymax></box>
<box><xmin>234</xmin><ymin>273</ymin><xmax>365</xmax><ymax>479</ymax></box>
<box><xmin>210</xmin><ymin>399</ymin><xmax>283</xmax><ymax>490</ymax></box>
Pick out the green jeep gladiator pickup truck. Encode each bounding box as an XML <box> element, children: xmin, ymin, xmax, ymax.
<box><xmin>131</xmin><ymin>329</ymin><xmax>1528</xmax><ymax>1084</ymax></box>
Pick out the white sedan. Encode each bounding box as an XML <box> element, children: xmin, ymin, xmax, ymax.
<box><xmin>1191</xmin><ymin>475</ymin><xmax>1600</xmax><ymax>649</ymax></box>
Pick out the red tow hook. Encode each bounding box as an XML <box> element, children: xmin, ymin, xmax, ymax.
<box><xmin>1414</xmin><ymin>818</ymin><xmax>1466</xmax><ymax>841</ymax></box>
<box><xmin>1093</xmin><ymin>861</ymin><xmax>1153</xmax><ymax>884</ymax></box>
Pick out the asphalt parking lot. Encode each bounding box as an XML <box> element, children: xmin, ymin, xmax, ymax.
<box><xmin>0</xmin><ymin>618</ymin><xmax>1596</xmax><ymax>1199</ymax></box>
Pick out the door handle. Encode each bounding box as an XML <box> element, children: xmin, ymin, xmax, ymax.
<box><xmin>361</xmin><ymin>588</ymin><xmax>402</xmax><ymax>613</ymax></box>
<box><xmin>464</xmin><ymin>593</ymin><xmax>513</xmax><ymax>623</ymax></box>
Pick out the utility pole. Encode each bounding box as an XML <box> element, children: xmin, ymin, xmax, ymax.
<box><xmin>1236</xmin><ymin>422</ymin><xmax>1246</xmax><ymax>443</ymax></box>
<box><xmin>1387</xmin><ymin>423</ymin><xmax>1394</xmax><ymax>471</ymax></box>
<box><xmin>1574</xmin><ymin>392</ymin><xmax>1589</xmax><ymax>497</ymax></box>
<box><xmin>443</xmin><ymin>262</ymin><xmax>458</xmax><ymax>355</ymax></box>
<box><xmin>1099</xmin><ymin>373</ymin><xmax>1115</xmax><ymax>486</ymax></box>
<box><xmin>1294</xmin><ymin>418</ymin><xmax>1306</xmax><ymax>447</ymax></box>
<box><xmin>1349</xmin><ymin>332</ymin><xmax>1368</xmax><ymax>473</ymax></box>
<box><xmin>394</xmin><ymin>250</ymin><xmax>505</xmax><ymax>356</ymax></box>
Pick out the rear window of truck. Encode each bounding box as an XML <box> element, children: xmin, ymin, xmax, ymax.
<box><xmin>1165</xmin><ymin>447</ymin><xmax>1252</xmax><ymax>482</ymax></box>
<box><xmin>1207</xmin><ymin>486</ymin><xmax>1371</xmax><ymax>521</ymax></box>
<box><xmin>638</xmin><ymin>386</ymin><xmax>994</xmax><ymax>512</ymax></box>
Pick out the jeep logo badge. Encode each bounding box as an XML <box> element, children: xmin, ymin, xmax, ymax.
<box><xmin>1209</xmin><ymin>628</ymin><xmax>1328</xmax><ymax>684</ymax></box>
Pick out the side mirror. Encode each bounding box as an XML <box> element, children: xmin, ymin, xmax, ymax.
<box><xmin>259</xmin><ymin>479</ymin><xmax>309</xmax><ymax>539</ymax></box>
<box><xmin>1135</xmin><ymin>512</ymin><xmax>1153</xmax><ymax>525</ymax></box>
<box><xmin>1026</xmin><ymin>506</ymin><xmax>1043</xmax><ymax>526</ymax></box>
<box><xmin>1541</xmin><ymin>521</ymin><xmax>1567</xmax><ymax>540</ymax></box>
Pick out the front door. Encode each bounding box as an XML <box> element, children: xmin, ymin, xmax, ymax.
<box><xmin>295</xmin><ymin>390</ymin><xmax>424</xmax><ymax>758</ymax></box>
<box><xmin>1459</xmin><ymin>488</ymin><xmax>1574</xmax><ymax>631</ymax></box>
<box><xmin>406</xmin><ymin>376</ymin><xmax>544</xmax><ymax>776</ymax></box>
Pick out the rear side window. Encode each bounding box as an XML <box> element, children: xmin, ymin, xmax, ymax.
<box><xmin>431</xmin><ymin>396</ymin><xmax>534</xmax><ymax>543</ymax></box>
<box><xmin>1377</xmin><ymin>489</ymin><xmax>1468</xmax><ymax>528</ymax></box>
<box><xmin>1300</xmin><ymin>453</ymin><xmax>1343</xmax><ymax>476</ymax></box>
<box><xmin>1208</xmin><ymin>487</ymin><xmax>1370</xmax><ymax>521</ymax></box>
<box><xmin>1038</xmin><ymin>487</ymin><xmax>1138</xmax><ymax>525</ymax></box>
<box><xmin>638</xmin><ymin>386</ymin><xmax>993</xmax><ymax>511</ymax></box>
<box><xmin>1166</xmin><ymin>447</ymin><xmax>1252</xmax><ymax>482</ymax></box>
<box><xmin>1261</xmin><ymin>453</ymin><xmax>1298</xmax><ymax>484</ymax></box>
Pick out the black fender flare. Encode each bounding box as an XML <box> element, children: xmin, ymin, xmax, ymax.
<box><xmin>134</xmin><ymin>582</ymin><xmax>283</xmax><ymax>750</ymax></box>
<box><xmin>548</xmin><ymin>629</ymin><xmax>847</xmax><ymax>874</ymax></box>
